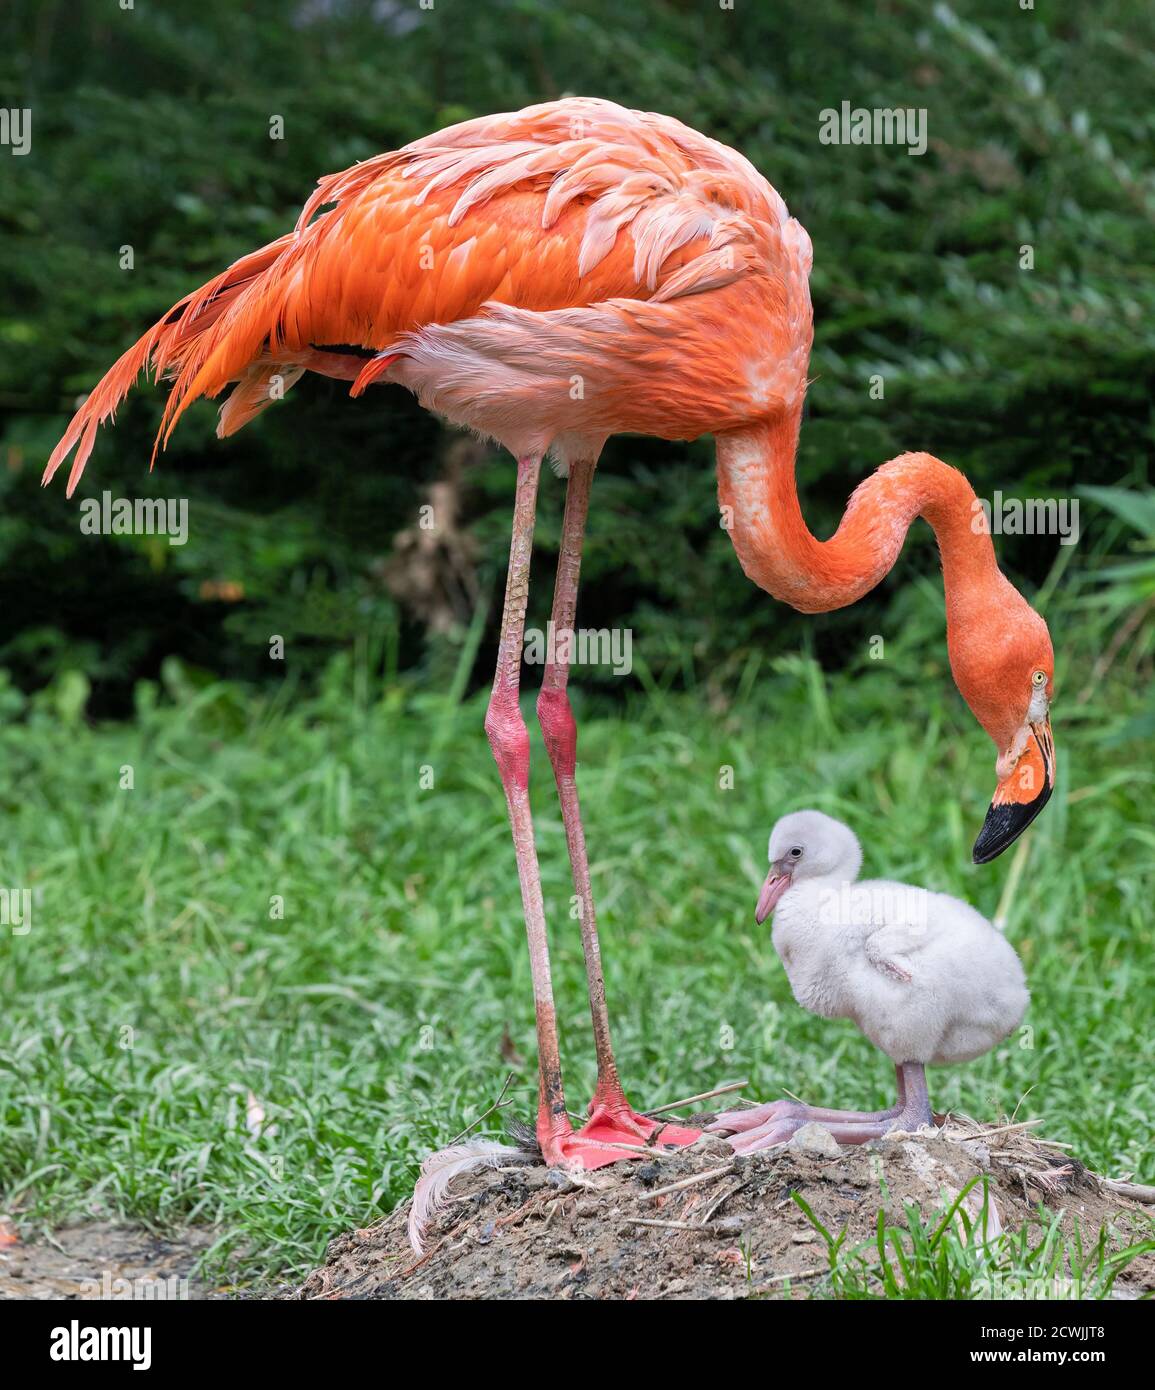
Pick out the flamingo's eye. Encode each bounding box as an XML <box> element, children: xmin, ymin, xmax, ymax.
<box><xmin>1032</xmin><ymin>670</ymin><xmax>1048</xmax><ymax>687</ymax></box>
<box><xmin>789</xmin><ymin>846</ymin><xmax>803</xmax><ymax>859</ymax></box>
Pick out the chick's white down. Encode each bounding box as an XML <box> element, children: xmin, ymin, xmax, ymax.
<box><xmin>767</xmin><ymin>811</ymin><xmax>1028</xmax><ymax>1066</ymax></box>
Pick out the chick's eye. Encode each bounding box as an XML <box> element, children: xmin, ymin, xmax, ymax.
<box><xmin>1032</xmin><ymin>670</ymin><xmax>1048</xmax><ymax>687</ymax></box>
<box><xmin>789</xmin><ymin>847</ymin><xmax>803</xmax><ymax>859</ymax></box>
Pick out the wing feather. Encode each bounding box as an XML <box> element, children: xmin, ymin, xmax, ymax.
<box><xmin>45</xmin><ymin>97</ymin><xmax>810</xmax><ymax>490</ymax></box>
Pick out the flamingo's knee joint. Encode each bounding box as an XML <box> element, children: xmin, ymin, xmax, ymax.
<box><xmin>536</xmin><ymin>686</ymin><xmax>577</xmax><ymax>779</ymax></box>
<box><xmin>485</xmin><ymin>696</ymin><xmax>530</xmax><ymax>790</ymax></box>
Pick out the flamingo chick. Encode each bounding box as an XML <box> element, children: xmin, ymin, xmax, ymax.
<box><xmin>711</xmin><ymin>811</ymin><xmax>1029</xmax><ymax>1153</ymax></box>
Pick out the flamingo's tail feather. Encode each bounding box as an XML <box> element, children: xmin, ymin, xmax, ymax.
<box><xmin>407</xmin><ymin>1139</ymin><xmax>537</xmax><ymax>1256</ymax></box>
<box><xmin>44</xmin><ymin>326</ymin><xmax>163</xmax><ymax>498</ymax></box>
<box><xmin>43</xmin><ymin>234</ymin><xmax>296</xmax><ymax>497</ymax></box>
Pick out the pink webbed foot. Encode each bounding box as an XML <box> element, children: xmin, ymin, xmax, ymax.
<box><xmin>581</xmin><ymin>1099</ymin><xmax>701</xmax><ymax>1150</ymax></box>
<box><xmin>540</xmin><ymin>1089</ymin><xmax>702</xmax><ymax>1170</ymax></box>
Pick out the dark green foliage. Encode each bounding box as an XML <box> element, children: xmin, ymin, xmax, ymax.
<box><xmin>1</xmin><ymin>0</ymin><xmax>1153</xmax><ymax>707</ymax></box>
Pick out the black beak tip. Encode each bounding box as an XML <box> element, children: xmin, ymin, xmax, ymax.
<box><xmin>971</xmin><ymin>781</ymin><xmax>1053</xmax><ymax>864</ymax></box>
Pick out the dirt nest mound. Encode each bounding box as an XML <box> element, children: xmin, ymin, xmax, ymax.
<box><xmin>296</xmin><ymin>1115</ymin><xmax>1155</xmax><ymax>1300</ymax></box>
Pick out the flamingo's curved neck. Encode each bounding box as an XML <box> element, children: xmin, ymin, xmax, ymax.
<box><xmin>715</xmin><ymin>411</ymin><xmax>1000</xmax><ymax>616</ymax></box>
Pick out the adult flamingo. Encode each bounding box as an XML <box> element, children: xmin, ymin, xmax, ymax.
<box><xmin>44</xmin><ymin>97</ymin><xmax>1056</xmax><ymax>1173</ymax></box>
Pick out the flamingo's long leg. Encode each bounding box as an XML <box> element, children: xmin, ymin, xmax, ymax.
<box><xmin>484</xmin><ymin>454</ymin><xmax>570</xmax><ymax>1160</ymax></box>
<box><xmin>536</xmin><ymin>458</ymin><xmax>699</xmax><ymax>1150</ymax></box>
<box><xmin>485</xmin><ymin>455</ymin><xmax>673</xmax><ymax>1168</ymax></box>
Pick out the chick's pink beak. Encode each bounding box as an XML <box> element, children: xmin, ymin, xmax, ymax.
<box><xmin>755</xmin><ymin>867</ymin><xmax>791</xmax><ymax>924</ymax></box>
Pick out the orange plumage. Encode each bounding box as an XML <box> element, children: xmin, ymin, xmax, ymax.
<box><xmin>46</xmin><ymin>98</ymin><xmax>806</xmax><ymax>491</ymax></box>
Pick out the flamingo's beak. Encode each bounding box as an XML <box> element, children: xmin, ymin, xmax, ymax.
<box><xmin>972</xmin><ymin>716</ymin><xmax>1056</xmax><ymax>864</ymax></box>
<box><xmin>755</xmin><ymin>862</ymin><xmax>792</xmax><ymax>923</ymax></box>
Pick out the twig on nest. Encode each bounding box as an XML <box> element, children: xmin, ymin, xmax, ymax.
<box><xmin>702</xmin><ymin>1180</ymin><xmax>747</xmax><ymax>1225</ymax></box>
<box><xmin>758</xmin><ymin>1266</ymin><xmax>825</xmax><ymax>1288</ymax></box>
<box><xmin>642</xmin><ymin>1164</ymin><xmax>736</xmax><ymax>1202</ymax></box>
<box><xmin>395</xmin><ymin>1232</ymin><xmax>452</xmax><ymax>1280</ymax></box>
<box><xmin>963</xmin><ymin>1118</ymin><xmax>1046</xmax><ymax>1142</ymax></box>
<box><xmin>446</xmin><ymin>1072</ymin><xmax>517</xmax><ymax>1147</ymax></box>
<box><xmin>644</xmin><ymin>1081</ymin><xmax>749</xmax><ymax>1116</ymax></box>
<box><xmin>1098</xmin><ymin>1177</ymin><xmax>1155</xmax><ymax>1205</ymax></box>
<box><xmin>622</xmin><ymin>1217</ymin><xmax>709</xmax><ymax>1232</ymax></box>
<box><xmin>570</xmin><ymin>1138</ymin><xmax>680</xmax><ymax>1157</ymax></box>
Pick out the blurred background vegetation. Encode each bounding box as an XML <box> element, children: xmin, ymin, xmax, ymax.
<box><xmin>0</xmin><ymin>0</ymin><xmax>1152</xmax><ymax>712</ymax></box>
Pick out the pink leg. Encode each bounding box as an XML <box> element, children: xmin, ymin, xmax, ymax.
<box><xmin>483</xmin><ymin>455</ymin><xmax>567</xmax><ymax>1156</ymax></box>
<box><xmin>536</xmin><ymin>459</ymin><xmax>699</xmax><ymax>1152</ymax></box>
<box><xmin>714</xmin><ymin>1063</ymin><xmax>932</xmax><ymax>1154</ymax></box>
<box><xmin>485</xmin><ymin>455</ymin><xmax>670</xmax><ymax>1170</ymax></box>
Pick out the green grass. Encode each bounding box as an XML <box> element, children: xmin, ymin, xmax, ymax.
<box><xmin>794</xmin><ymin>1180</ymin><xmax>1155</xmax><ymax>1300</ymax></box>
<box><xmin>1</xmin><ymin>579</ymin><xmax>1153</xmax><ymax>1289</ymax></box>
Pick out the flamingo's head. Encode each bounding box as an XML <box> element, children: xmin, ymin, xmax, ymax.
<box><xmin>946</xmin><ymin>578</ymin><xmax>1055</xmax><ymax>864</ymax></box>
<box><xmin>755</xmin><ymin>810</ymin><xmax>862</xmax><ymax>923</ymax></box>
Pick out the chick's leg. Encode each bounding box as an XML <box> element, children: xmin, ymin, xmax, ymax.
<box><xmin>711</xmin><ymin>1063</ymin><xmax>933</xmax><ymax>1154</ymax></box>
